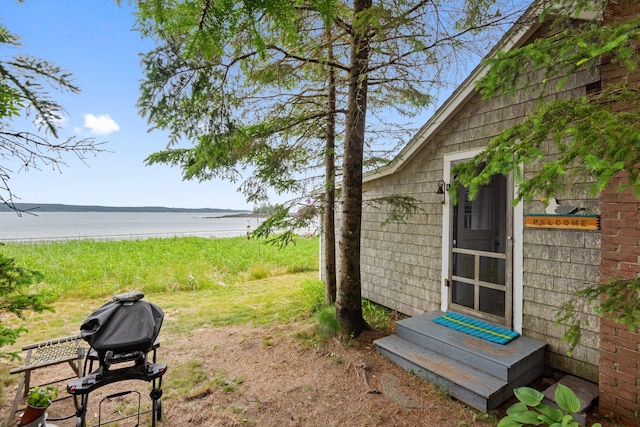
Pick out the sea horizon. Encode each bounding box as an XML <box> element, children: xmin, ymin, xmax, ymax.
<box><xmin>0</xmin><ymin>211</ymin><xmax>265</xmax><ymax>242</ymax></box>
<box><xmin>0</xmin><ymin>202</ymin><xmax>251</xmax><ymax>214</ymax></box>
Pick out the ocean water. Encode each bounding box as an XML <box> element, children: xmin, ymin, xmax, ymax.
<box><xmin>0</xmin><ymin>212</ymin><xmax>265</xmax><ymax>242</ymax></box>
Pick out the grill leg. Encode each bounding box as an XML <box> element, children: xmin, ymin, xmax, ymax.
<box><xmin>150</xmin><ymin>385</ymin><xmax>163</xmax><ymax>427</ymax></box>
<box><xmin>72</xmin><ymin>394</ymin><xmax>88</xmax><ymax>427</ymax></box>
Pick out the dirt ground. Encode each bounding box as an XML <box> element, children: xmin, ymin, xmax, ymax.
<box><xmin>1</xmin><ymin>323</ymin><xmax>617</xmax><ymax>427</ymax></box>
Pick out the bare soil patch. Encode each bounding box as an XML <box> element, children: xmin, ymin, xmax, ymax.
<box><xmin>1</xmin><ymin>323</ymin><xmax>616</xmax><ymax>427</ymax></box>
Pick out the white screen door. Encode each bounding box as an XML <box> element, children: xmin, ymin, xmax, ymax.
<box><xmin>448</xmin><ymin>172</ymin><xmax>513</xmax><ymax>325</ymax></box>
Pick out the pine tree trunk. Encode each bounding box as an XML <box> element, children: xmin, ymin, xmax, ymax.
<box><xmin>323</xmin><ymin>24</ymin><xmax>337</xmax><ymax>304</ymax></box>
<box><xmin>336</xmin><ymin>0</ymin><xmax>372</xmax><ymax>336</ymax></box>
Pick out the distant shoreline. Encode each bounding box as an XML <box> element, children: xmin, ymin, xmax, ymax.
<box><xmin>0</xmin><ymin>203</ymin><xmax>251</xmax><ymax>214</ymax></box>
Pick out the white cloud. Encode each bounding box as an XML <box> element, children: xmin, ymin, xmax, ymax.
<box><xmin>83</xmin><ymin>114</ymin><xmax>120</xmax><ymax>135</ymax></box>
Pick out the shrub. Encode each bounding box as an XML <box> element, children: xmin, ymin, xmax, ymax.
<box><xmin>0</xmin><ymin>249</ymin><xmax>52</xmax><ymax>360</ymax></box>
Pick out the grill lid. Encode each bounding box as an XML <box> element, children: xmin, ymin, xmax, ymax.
<box><xmin>81</xmin><ymin>292</ymin><xmax>164</xmax><ymax>354</ymax></box>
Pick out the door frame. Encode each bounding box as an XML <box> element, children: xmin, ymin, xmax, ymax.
<box><xmin>440</xmin><ymin>149</ymin><xmax>524</xmax><ymax>332</ymax></box>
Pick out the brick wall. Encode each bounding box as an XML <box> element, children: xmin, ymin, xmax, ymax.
<box><xmin>598</xmin><ymin>176</ymin><xmax>640</xmax><ymax>426</ymax></box>
<box><xmin>597</xmin><ymin>1</ymin><xmax>640</xmax><ymax>424</ymax></box>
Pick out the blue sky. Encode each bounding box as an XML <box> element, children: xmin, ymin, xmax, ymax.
<box><xmin>2</xmin><ymin>0</ymin><xmax>254</xmax><ymax>210</ymax></box>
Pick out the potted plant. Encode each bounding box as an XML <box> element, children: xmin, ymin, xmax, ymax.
<box><xmin>19</xmin><ymin>385</ymin><xmax>58</xmax><ymax>426</ymax></box>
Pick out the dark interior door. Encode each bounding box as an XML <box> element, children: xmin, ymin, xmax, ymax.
<box><xmin>450</xmin><ymin>173</ymin><xmax>512</xmax><ymax>325</ymax></box>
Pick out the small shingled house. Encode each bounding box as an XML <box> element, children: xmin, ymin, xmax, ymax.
<box><xmin>327</xmin><ymin>0</ymin><xmax>639</xmax><ymax>419</ymax></box>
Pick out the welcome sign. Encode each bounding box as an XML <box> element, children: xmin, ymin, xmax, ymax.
<box><xmin>524</xmin><ymin>214</ymin><xmax>600</xmax><ymax>230</ymax></box>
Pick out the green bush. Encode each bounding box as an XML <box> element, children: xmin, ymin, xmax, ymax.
<box><xmin>0</xmin><ymin>249</ymin><xmax>52</xmax><ymax>360</ymax></box>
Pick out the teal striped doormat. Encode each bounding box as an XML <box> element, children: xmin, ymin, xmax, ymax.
<box><xmin>432</xmin><ymin>312</ymin><xmax>519</xmax><ymax>345</ymax></box>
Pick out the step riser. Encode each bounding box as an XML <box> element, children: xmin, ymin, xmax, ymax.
<box><xmin>397</xmin><ymin>324</ymin><xmax>511</xmax><ymax>381</ymax></box>
<box><xmin>377</xmin><ymin>345</ymin><xmax>500</xmax><ymax>412</ymax></box>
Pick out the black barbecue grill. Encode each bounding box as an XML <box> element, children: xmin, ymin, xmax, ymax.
<box><xmin>67</xmin><ymin>292</ymin><xmax>167</xmax><ymax>427</ymax></box>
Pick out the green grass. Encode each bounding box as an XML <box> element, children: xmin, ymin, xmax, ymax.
<box><xmin>2</xmin><ymin>235</ymin><xmax>319</xmax><ymax>300</ymax></box>
<box><xmin>1</xmin><ymin>235</ymin><xmax>390</xmax><ymax>341</ymax></box>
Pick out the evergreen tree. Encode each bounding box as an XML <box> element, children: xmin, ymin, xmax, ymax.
<box><xmin>134</xmin><ymin>0</ymin><xmax>524</xmax><ymax>335</ymax></box>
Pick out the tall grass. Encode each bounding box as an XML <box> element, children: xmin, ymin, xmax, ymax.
<box><xmin>1</xmin><ymin>234</ymin><xmax>392</xmax><ymax>343</ymax></box>
<box><xmin>2</xmin><ymin>236</ymin><xmax>319</xmax><ymax>300</ymax></box>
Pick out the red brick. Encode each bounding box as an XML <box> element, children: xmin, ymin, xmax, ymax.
<box><xmin>601</xmin><ymin>238</ymin><xmax>624</xmax><ymax>248</ymax></box>
<box><xmin>623</xmin><ymin>211</ymin><xmax>640</xmax><ymax>221</ymax></box>
<box><xmin>619</xmin><ymin>328</ymin><xmax>640</xmax><ymax>343</ymax></box>
<box><xmin>600</xmin><ymin>16</ymin><xmax>640</xmax><ymax>423</ymax></box>
<box><xmin>599</xmin><ymin>391</ymin><xmax>618</xmax><ymax>409</ymax></box>
<box><xmin>621</xmin><ymin>262</ymin><xmax>640</xmax><ymax>273</ymax></box>
<box><xmin>600</xmin><ymin>267</ymin><xmax>621</xmax><ymax>278</ymax></box>
<box><xmin>598</xmin><ymin>397</ymin><xmax>617</xmax><ymax>412</ymax></box>
<box><xmin>614</xmin><ymin>369</ymin><xmax>636</xmax><ymax>386</ymax></box>
<box><xmin>599</xmin><ymin>370</ymin><xmax>618</xmax><ymax>385</ymax></box>
<box><xmin>599</xmin><ymin>365</ymin><xmax>620</xmax><ymax>381</ymax></box>
<box><xmin>599</xmin><ymin>382</ymin><xmax>619</xmax><ymax>397</ymax></box>
<box><xmin>601</xmin><ymin>258</ymin><xmax>620</xmax><ymax>268</ymax></box>
<box><xmin>620</xmin><ymin>364</ymin><xmax>640</xmax><ymax>379</ymax></box>
<box><xmin>603</xmin><ymin>351</ymin><xmax>637</xmax><ymax>370</ymax></box>
<box><xmin>599</xmin><ymin>353</ymin><xmax>615</xmax><ymax>365</ymax></box>
<box><xmin>600</xmin><ymin>259</ymin><xmax>621</xmax><ymax>271</ymax></box>
<box><xmin>621</xmin><ymin>365</ymin><xmax>639</xmax><ymax>377</ymax></box>
<box><xmin>602</xmin><ymin>251</ymin><xmax>637</xmax><ymax>263</ymax></box>
<box><xmin>600</xmin><ymin>194</ymin><xmax>620</xmax><ymax>203</ymax></box>
<box><xmin>617</xmin><ymin>220</ymin><xmax>640</xmax><ymax>230</ymax></box>
<box><xmin>601</xmin><ymin>323</ymin><xmax>619</xmax><ymax>336</ymax></box>
<box><xmin>618</xmin><ymin>377</ymin><xmax>640</xmax><ymax>394</ymax></box>
<box><xmin>619</xmin><ymin>244</ymin><xmax>640</xmax><ymax>255</ymax></box>
<box><xmin>608</xmin><ymin>385</ymin><xmax>638</xmax><ymax>403</ymax></box>
<box><xmin>600</xmin><ymin>339</ymin><xmax>618</xmax><ymax>353</ymax></box>
<box><xmin>600</xmin><ymin>234</ymin><xmax>619</xmax><ymax>243</ymax></box>
<box><xmin>607</xmin><ymin>0</ymin><xmax>640</xmax><ymax>17</ymax></box>
<box><xmin>600</xmin><ymin>223</ymin><xmax>620</xmax><ymax>232</ymax></box>
<box><xmin>619</xmin><ymin>346</ymin><xmax>640</xmax><ymax>359</ymax></box>
<box><xmin>617</xmin><ymin>414</ymin><xmax>640</xmax><ymax>427</ymax></box>
<box><xmin>605</xmin><ymin>235</ymin><xmax>640</xmax><ymax>246</ymax></box>
<box><xmin>616</xmin><ymin>204</ymin><xmax>640</xmax><ymax>214</ymax></box>
<box><xmin>613</xmin><ymin>396</ymin><xmax>640</xmax><ymax>415</ymax></box>
<box><xmin>600</xmin><ymin>209</ymin><xmax>620</xmax><ymax>220</ymax></box>
<box><xmin>600</xmin><ymin>242</ymin><xmax>619</xmax><ymax>252</ymax></box>
<box><xmin>616</xmin><ymin>228</ymin><xmax>640</xmax><ymax>238</ymax></box>
<box><xmin>618</xmin><ymin>193</ymin><xmax>640</xmax><ymax>204</ymax></box>
<box><xmin>613</xmin><ymin>269</ymin><xmax>636</xmax><ymax>279</ymax></box>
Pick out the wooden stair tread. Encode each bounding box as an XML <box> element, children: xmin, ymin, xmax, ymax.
<box><xmin>398</xmin><ymin>311</ymin><xmax>546</xmax><ymax>367</ymax></box>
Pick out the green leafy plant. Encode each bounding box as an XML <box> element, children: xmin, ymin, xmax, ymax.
<box><xmin>0</xmin><ymin>249</ymin><xmax>52</xmax><ymax>360</ymax></box>
<box><xmin>556</xmin><ymin>277</ymin><xmax>640</xmax><ymax>355</ymax></box>
<box><xmin>362</xmin><ymin>298</ymin><xmax>389</xmax><ymax>331</ymax></box>
<box><xmin>27</xmin><ymin>386</ymin><xmax>58</xmax><ymax>408</ymax></box>
<box><xmin>498</xmin><ymin>384</ymin><xmax>601</xmax><ymax>427</ymax></box>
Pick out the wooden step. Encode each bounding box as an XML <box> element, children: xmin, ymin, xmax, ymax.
<box><xmin>374</xmin><ymin>311</ymin><xmax>547</xmax><ymax>411</ymax></box>
<box><xmin>375</xmin><ymin>334</ymin><xmax>510</xmax><ymax>411</ymax></box>
<box><xmin>396</xmin><ymin>311</ymin><xmax>546</xmax><ymax>382</ymax></box>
